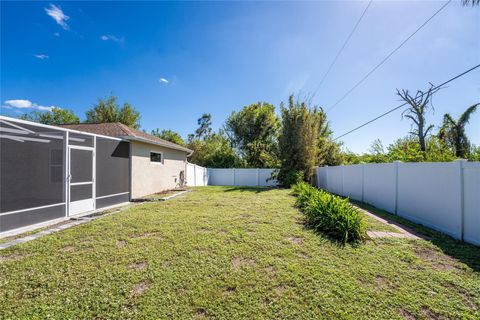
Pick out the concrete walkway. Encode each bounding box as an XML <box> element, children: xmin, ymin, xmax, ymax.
<box><xmin>356</xmin><ymin>207</ymin><xmax>421</xmax><ymax>240</ymax></box>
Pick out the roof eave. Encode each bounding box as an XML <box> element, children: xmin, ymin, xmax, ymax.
<box><xmin>120</xmin><ymin>135</ymin><xmax>193</xmax><ymax>154</ymax></box>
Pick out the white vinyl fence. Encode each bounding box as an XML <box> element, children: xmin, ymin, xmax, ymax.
<box><xmin>186</xmin><ymin>164</ymin><xmax>278</xmax><ymax>187</ymax></box>
<box><xmin>185</xmin><ymin>163</ymin><xmax>208</xmax><ymax>186</ymax></box>
<box><xmin>316</xmin><ymin>160</ymin><xmax>480</xmax><ymax>245</ymax></box>
<box><xmin>208</xmin><ymin>168</ymin><xmax>278</xmax><ymax>187</ymax></box>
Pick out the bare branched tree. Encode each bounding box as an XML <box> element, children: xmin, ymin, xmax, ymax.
<box><xmin>462</xmin><ymin>0</ymin><xmax>480</xmax><ymax>6</ymax></box>
<box><xmin>397</xmin><ymin>85</ymin><xmax>439</xmax><ymax>152</ymax></box>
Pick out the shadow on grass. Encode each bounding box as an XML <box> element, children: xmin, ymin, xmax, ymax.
<box><xmin>351</xmin><ymin>200</ymin><xmax>480</xmax><ymax>273</ymax></box>
<box><xmin>222</xmin><ymin>186</ymin><xmax>281</xmax><ymax>193</ymax></box>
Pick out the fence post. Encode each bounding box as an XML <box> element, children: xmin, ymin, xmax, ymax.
<box><xmin>341</xmin><ymin>164</ymin><xmax>345</xmax><ymax>196</ymax></box>
<box><xmin>232</xmin><ymin>168</ymin><xmax>236</xmax><ymax>186</ymax></box>
<box><xmin>256</xmin><ymin>168</ymin><xmax>260</xmax><ymax>186</ymax></box>
<box><xmin>394</xmin><ymin>161</ymin><xmax>401</xmax><ymax>215</ymax></box>
<box><xmin>455</xmin><ymin>159</ymin><xmax>467</xmax><ymax>241</ymax></box>
<box><xmin>194</xmin><ymin>164</ymin><xmax>197</xmax><ymax>186</ymax></box>
<box><xmin>325</xmin><ymin>166</ymin><xmax>329</xmax><ymax>191</ymax></box>
<box><xmin>361</xmin><ymin>162</ymin><xmax>365</xmax><ymax>202</ymax></box>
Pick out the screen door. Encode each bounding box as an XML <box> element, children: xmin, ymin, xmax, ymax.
<box><xmin>68</xmin><ymin>147</ymin><xmax>94</xmax><ymax>215</ymax></box>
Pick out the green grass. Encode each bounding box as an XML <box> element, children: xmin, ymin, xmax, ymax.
<box><xmin>360</xmin><ymin>210</ymin><xmax>401</xmax><ymax>233</ymax></box>
<box><xmin>1</xmin><ymin>187</ymin><xmax>479</xmax><ymax>319</ymax></box>
<box><xmin>139</xmin><ymin>189</ymin><xmax>187</xmax><ymax>200</ymax></box>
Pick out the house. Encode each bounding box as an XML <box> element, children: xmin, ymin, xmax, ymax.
<box><xmin>0</xmin><ymin>116</ymin><xmax>191</xmax><ymax>235</ymax></box>
<box><xmin>58</xmin><ymin>122</ymin><xmax>192</xmax><ymax>199</ymax></box>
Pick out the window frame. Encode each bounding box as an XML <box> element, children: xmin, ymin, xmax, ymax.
<box><xmin>150</xmin><ymin>151</ymin><xmax>163</xmax><ymax>164</ymax></box>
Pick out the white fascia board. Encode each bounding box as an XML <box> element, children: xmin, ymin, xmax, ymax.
<box><xmin>120</xmin><ymin>136</ymin><xmax>193</xmax><ymax>155</ymax></box>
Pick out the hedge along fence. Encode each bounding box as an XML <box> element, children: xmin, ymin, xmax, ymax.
<box><xmin>292</xmin><ymin>182</ymin><xmax>365</xmax><ymax>244</ymax></box>
<box><xmin>316</xmin><ymin>160</ymin><xmax>480</xmax><ymax>246</ymax></box>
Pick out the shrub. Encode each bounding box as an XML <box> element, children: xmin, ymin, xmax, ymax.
<box><xmin>293</xmin><ymin>182</ymin><xmax>365</xmax><ymax>244</ymax></box>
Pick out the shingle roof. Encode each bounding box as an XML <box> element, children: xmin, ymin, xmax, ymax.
<box><xmin>58</xmin><ymin>122</ymin><xmax>192</xmax><ymax>153</ymax></box>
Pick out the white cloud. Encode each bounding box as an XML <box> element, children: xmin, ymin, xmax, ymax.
<box><xmin>100</xmin><ymin>34</ymin><xmax>125</xmax><ymax>43</ymax></box>
<box><xmin>34</xmin><ymin>54</ymin><xmax>49</xmax><ymax>60</ymax></box>
<box><xmin>159</xmin><ymin>78</ymin><xmax>169</xmax><ymax>84</ymax></box>
<box><xmin>45</xmin><ymin>4</ymin><xmax>69</xmax><ymax>30</ymax></box>
<box><xmin>53</xmin><ymin>32</ymin><xmax>60</xmax><ymax>37</ymax></box>
<box><xmin>3</xmin><ymin>99</ymin><xmax>57</xmax><ymax>112</ymax></box>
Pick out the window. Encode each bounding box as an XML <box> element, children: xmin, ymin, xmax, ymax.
<box><xmin>150</xmin><ymin>152</ymin><xmax>163</xmax><ymax>163</ymax></box>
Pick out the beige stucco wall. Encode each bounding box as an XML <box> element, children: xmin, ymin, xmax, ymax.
<box><xmin>130</xmin><ymin>141</ymin><xmax>188</xmax><ymax>198</ymax></box>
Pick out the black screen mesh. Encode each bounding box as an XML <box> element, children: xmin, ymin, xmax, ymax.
<box><xmin>69</xmin><ymin>132</ymin><xmax>93</xmax><ymax>147</ymax></box>
<box><xmin>0</xmin><ymin>120</ymin><xmax>66</xmax><ymax>213</ymax></box>
<box><xmin>0</xmin><ymin>119</ymin><xmax>66</xmax><ymax>232</ymax></box>
<box><xmin>95</xmin><ymin>138</ymin><xmax>130</xmax><ymax>199</ymax></box>
<box><xmin>70</xmin><ymin>184</ymin><xmax>93</xmax><ymax>202</ymax></box>
<box><xmin>70</xmin><ymin>149</ymin><xmax>93</xmax><ymax>183</ymax></box>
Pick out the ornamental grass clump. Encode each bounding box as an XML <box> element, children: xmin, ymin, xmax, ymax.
<box><xmin>293</xmin><ymin>182</ymin><xmax>365</xmax><ymax>244</ymax></box>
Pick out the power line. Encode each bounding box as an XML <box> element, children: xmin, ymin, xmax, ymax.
<box><xmin>326</xmin><ymin>0</ymin><xmax>452</xmax><ymax>114</ymax></box>
<box><xmin>312</xmin><ymin>0</ymin><xmax>373</xmax><ymax>98</ymax></box>
<box><xmin>333</xmin><ymin>64</ymin><xmax>480</xmax><ymax>141</ymax></box>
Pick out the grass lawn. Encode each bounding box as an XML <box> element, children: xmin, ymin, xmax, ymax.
<box><xmin>1</xmin><ymin>187</ymin><xmax>479</xmax><ymax>319</ymax></box>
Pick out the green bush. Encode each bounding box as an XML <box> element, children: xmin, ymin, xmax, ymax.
<box><xmin>293</xmin><ymin>182</ymin><xmax>365</xmax><ymax>244</ymax></box>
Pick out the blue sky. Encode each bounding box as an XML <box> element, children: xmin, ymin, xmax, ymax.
<box><xmin>1</xmin><ymin>1</ymin><xmax>478</xmax><ymax>153</ymax></box>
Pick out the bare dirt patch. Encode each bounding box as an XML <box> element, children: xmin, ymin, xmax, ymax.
<box><xmin>222</xmin><ymin>286</ymin><xmax>236</xmax><ymax>297</ymax></box>
<box><xmin>296</xmin><ymin>252</ymin><xmax>311</xmax><ymax>259</ymax></box>
<box><xmin>240</xmin><ymin>213</ymin><xmax>251</xmax><ymax>219</ymax></box>
<box><xmin>130</xmin><ymin>281</ymin><xmax>150</xmax><ymax>297</ymax></box>
<box><xmin>286</xmin><ymin>236</ymin><xmax>303</xmax><ymax>245</ymax></box>
<box><xmin>162</xmin><ymin>260</ymin><xmax>172</xmax><ymax>268</ymax></box>
<box><xmin>218</xmin><ymin>229</ymin><xmax>228</xmax><ymax>236</ymax></box>
<box><xmin>375</xmin><ymin>275</ymin><xmax>387</xmax><ymax>290</ymax></box>
<box><xmin>273</xmin><ymin>284</ymin><xmax>287</xmax><ymax>295</ymax></box>
<box><xmin>116</xmin><ymin>240</ymin><xmax>127</xmax><ymax>248</ymax></box>
<box><xmin>421</xmin><ymin>306</ymin><xmax>445</xmax><ymax>319</ymax></box>
<box><xmin>414</xmin><ymin>247</ymin><xmax>461</xmax><ymax>271</ymax></box>
<box><xmin>262</xmin><ymin>266</ymin><xmax>276</xmax><ymax>278</ymax></box>
<box><xmin>130</xmin><ymin>231</ymin><xmax>163</xmax><ymax>239</ymax></box>
<box><xmin>443</xmin><ymin>282</ymin><xmax>477</xmax><ymax>309</ymax></box>
<box><xmin>399</xmin><ymin>308</ymin><xmax>416</xmax><ymax>320</ymax></box>
<box><xmin>60</xmin><ymin>246</ymin><xmax>75</xmax><ymax>253</ymax></box>
<box><xmin>194</xmin><ymin>308</ymin><xmax>207</xmax><ymax>318</ymax></box>
<box><xmin>232</xmin><ymin>257</ymin><xmax>255</xmax><ymax>269</ymax></box>
<box><xmin>128</xmin><ymin>261</ymin><xmax>148</xmax><ymax>271</ymax></box>
<box><xmin>0</xmin><ymin>253</ymin><xmax>31</xmax><ymax>262</ymax></box>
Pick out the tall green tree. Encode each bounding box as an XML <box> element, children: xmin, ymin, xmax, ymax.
<box><xmin>85</xmin><ymin>96</ymin><xmax>141</xmax><ymax>129</ymax></box>
<box><xmin>277</xmin><ymin>95</ymin><xmax>324</xmax><ymax>186</ymax></box>
<box><xmin>20</xmin><ymin>107</ymin><xmax>80</xmax><ymax>125</ymax></box>
<box><xmin>195</xmin><ymin>113</ymin><xmax>212</xmax><ymax>140</ymax></box>
<box><xmin>439</xmin><ymin>103</ymin><xmax>478</xmax><ymax>158</ymax></box>
<box><xmin>315</xmin><ymin>109</ymin><xmax>343</xmax><ymax>166</ymax></box>
<box><xmin>225</xmin><ymin>102</ymin><xmax>280</xmax><ymax>168</ymax></box>
<box><xmin>187</xmin><ymin>131</ymin><xmax>241</xmax><ymax>168</ymax></box>
<box><xmin>151</xmin><ymin>129</ymin><xmax>186</xmax><ymax>146</ymax></box>
<box><xmin>397</xmin><ymin>87</ymin><xmax>436</xmax><ymax>152</ymax></box>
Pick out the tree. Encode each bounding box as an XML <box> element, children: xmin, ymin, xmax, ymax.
<box><xmin>85</xmin><ymin>96</ymin><xmax>141</xmax><ymax>129</ymax></box>
<box><xmin>225</xmin><ymin>102</ymin><xmax>280</xmax><ymax>168</ymax></box>
<box><xmin>277</xmin><ymin>95</ymin><xmax>323</xmax><ymax>186</ymax></box>
<box><xmin>20</xmin><ymin>107</ymin><xmax>80</xmax><ymax>125</ymax></box>
<box><xmin>315</xmin><ymin>109</ymin><xmax>343</xmax><ymax>166</ymax></box>
<box><xmin>151</xmin><ymin>129</ymin><xmax>186</xmax><ymax>146</ymax></box>
<box><xmin>187</xmin><ymin>131</ymin><xmax>241</xmax><ymax>168</ymax></box>
<box><xmin>439</xmin><ymin>103</ymin><xmax>478</xmax><ymax>158</ymax></box>
<box><xmin>195</xmin><ymin>113</ymin><xmax>212</xmax><ymax>140</ymax></box>
<box><xmin>397</xmin><ymin>86</ymin><xmax>437</xmax><ymax>152</ymax></box>
<box><xmin>463</xmin><ymin>0</ymin><xmax>480</xmax><ymax>6</ymax></box>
